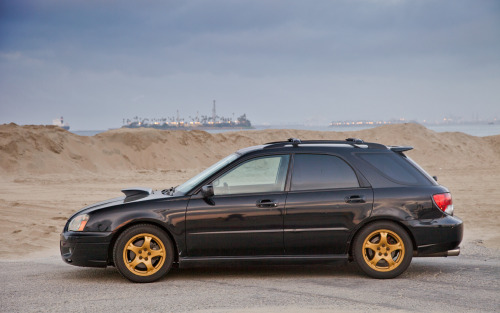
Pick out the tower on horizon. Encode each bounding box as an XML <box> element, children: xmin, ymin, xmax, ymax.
<box><xmin>212</xmin><ymin>100</ymin><xmax>216</xmax><ymax>123</ymax></box>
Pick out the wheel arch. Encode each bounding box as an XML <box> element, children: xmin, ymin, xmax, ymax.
<box><xmin>107</xmin><ymin>219</ymin><xmax>180</xmax><ymax>266</ymax></box>
<box><xmin>347</xmin><ymin>217</ymin><xmax>417</xmax><ymax>259</ymax></box>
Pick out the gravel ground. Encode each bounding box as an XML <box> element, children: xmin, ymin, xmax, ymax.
<box><xmin>1</xmin><ymin>241</ymin><xmax>498</xmax><ymax>313</ymax></box>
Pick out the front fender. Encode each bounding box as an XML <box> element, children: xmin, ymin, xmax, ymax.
<box><xmin>84</xmin><ymin>197</ymin><xmax>189</xmax><ymax>261</ymax></box>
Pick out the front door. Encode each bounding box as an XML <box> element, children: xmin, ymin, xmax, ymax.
<box><xmin>186</xmin><ymin>154</ymin><xmax>290</xmax><ymax>257</ymax></box>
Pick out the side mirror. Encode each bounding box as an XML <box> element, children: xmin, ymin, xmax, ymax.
<box><xmin>201</xmin><ymin>185</ymin><xmax>214</xmax><ymax>198</ymax></box>
<box><xmin>432</xmin><ymin>176</ymin><xmax>438</xmax><ymax>182</ymax></box>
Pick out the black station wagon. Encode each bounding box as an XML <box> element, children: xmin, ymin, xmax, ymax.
<box><xmin>61</xmin><ymin>138</ymin><xmax>463</xmax><ymax>283</ymax></box>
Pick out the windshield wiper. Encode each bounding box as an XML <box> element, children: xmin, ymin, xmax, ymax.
<box><xmin>161</xmin><ymin>186</ymin><xmax>177</xmax><ymax>196</ymax></box>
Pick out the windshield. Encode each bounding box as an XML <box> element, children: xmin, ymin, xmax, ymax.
<box><xmin>175</xmin><ymin>153</ymin><xmax>240</xmax><ymax>194</ymax></box>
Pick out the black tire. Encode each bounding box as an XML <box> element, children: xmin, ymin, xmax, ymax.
<box><xmin>353</xmin><ymin>221</ymin><xmax>413</xmax><ymax>279</ymax></box>
<box><xmin>113</xmin><ymin>224</ymin><xmax>174</xmax><ymax>283</ymax></box>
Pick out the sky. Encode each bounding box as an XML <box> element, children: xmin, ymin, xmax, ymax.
<box><xmin>0</xmin><ymin>0</ymin><xmax>499</xmax><ymax>130</ymax></box>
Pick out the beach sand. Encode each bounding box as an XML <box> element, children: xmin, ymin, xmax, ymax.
<box><xmin>0</xmin><ymin>123</ymin><xmax>499</xmax><ymax>259</ymax></box>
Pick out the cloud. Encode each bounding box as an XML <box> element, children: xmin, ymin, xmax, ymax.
<box><xmin>0</xmin><ymin>0</ymin><xmax>499</xmax><ymax>128</ymax></box>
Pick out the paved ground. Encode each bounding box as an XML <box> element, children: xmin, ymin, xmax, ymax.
<box><xmin>1</xmin><ymin>241</ymin><xmax>498</xmax><ymax>313</ymax></box>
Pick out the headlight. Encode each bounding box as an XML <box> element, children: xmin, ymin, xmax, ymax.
<box><xmin>68</xmin><ymin>214</ymin><xmax>89</xmax><ymax>231</ymax></box>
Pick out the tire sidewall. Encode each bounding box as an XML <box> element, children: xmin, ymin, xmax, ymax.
<box><xmin>113</xmin><ymin>224</ymin><xmax>174</xmax><ymax>283</ymax></box>
<box><xmin>353</xmin><ymin>222</ymin><xmax>413</xmax><ymax>279</ymax></box>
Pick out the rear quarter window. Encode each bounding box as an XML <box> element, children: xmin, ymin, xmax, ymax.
<box><xmin>358</xmin><ymin>152</ymin><xmax>431</xmax><ymax>186</ymax></box>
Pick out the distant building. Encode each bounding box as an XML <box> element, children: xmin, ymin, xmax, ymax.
<box><xmin>123</xmin><ymin>103</ymin><xmax>252</xmax><ymax>130</ymax></box>
<box><xmin>53</xmin><ymin>116</ymin><xmax>70</xmax><ymax>130</ymax></box>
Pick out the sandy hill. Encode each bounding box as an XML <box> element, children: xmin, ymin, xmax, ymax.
<box><xmin>1</xmin><ymin>122</ymin><xmax>499</xmax><ymax>176</ymax></box>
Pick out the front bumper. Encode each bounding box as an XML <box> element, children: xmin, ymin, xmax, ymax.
<box><xmin>60</xmin><ymin>231</ymin><xmax>113</xmax><ymax>267</ymax></box>
<box><xmin>407</xmin><ymin>214</ymin><xmax>464</xmax><ymax>256</ymax></box>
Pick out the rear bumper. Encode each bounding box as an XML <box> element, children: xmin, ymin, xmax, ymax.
<box><xmin>407</xmin><ymin>215</ymin><xmax>464</xmax><ymax>256</ymax></box>
<box><xmin>60</xmin><ymin>231</ymin><xmax>113</xmax><ymax>267</ymax></box>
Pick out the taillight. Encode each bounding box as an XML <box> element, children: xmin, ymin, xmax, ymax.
<box><xmin>433</xmin><ymin>193</ymin><xmax>454</xmax><ymax>215</ymax></box>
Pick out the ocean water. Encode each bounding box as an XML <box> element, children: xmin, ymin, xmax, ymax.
<box><xmin>71</xmin><ymin>130</ymin><xmax>104</xmax><ymax>136</ymax></box>
<box><xmin>425</xmin><ymin>124</ymin><xmax>500</xmax><ymax>137</ymax></box>
<box><xmin>72</xmin><ymin>123</ymin><xmax>500</xmax><ymax>137</ymax></box>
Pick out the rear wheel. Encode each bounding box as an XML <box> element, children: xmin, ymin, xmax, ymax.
<box><xmin>113</xmin><ymin>224</ymin><xmax>174</xmax><ymax>283</ymax></box>
<box><xmin>353</xmin><ymin>222</ymin><xmax>413</xmax><ymax>279</ymax></box>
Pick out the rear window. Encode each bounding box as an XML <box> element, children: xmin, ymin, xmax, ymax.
<box><xmin>358</xmin><ymin>152</ymin><xmax>431</xmax><ymax>185</ymax></box>
<box><xmin>291</xmin><ymin>154</ymin><xmax>360</xmax><ymax>191</ymax></box>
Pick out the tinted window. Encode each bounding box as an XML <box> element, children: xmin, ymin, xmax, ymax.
<box><xmin>213</xmin><ymin>155</ymin><xmax>290</xmax><ymax>195</ymax></box>
<box><xmin>291</xmin><ymin>154</ymin><xmax>359</xmax><ymax>191</ymax></box>
<box><xmin>358</xmin><ymin>153</ymin><xmax>429</xmax><ymax>185</ymax></box>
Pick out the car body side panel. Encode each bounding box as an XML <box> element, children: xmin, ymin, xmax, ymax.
<box><xmin>284</xmin><ymin>188</ymin><xmax>374</xmax><ymax>255</ymax></box>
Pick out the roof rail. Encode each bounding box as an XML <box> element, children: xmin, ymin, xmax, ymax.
<box><xmin>264</xmin><ymin>137</ymin><xmax>386</xmax><ymax>149</ymax></box>
<box><xmin>288</xmin><ymin>138</ymin><xmax>301</xmax><ymax>147</ymax></box>
<box><xmin>346</xmin><ymin>138</ymin><xmax>364</xmax><ymax>144</ymax></box>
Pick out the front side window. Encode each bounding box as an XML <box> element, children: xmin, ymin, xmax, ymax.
<box><xmin>176</xmin><ymin>153</ymin><xmax>239</xmax><ymax>194</ymax></box>
<box><xmin>291</xmin><ymin>154</ymin><xmax>359</xmax><ymax>191</ymax></box>
<box><xmin>213</xmin><ymin>155</ymin><xmax>290</xmax><ymax>195</ymax></box>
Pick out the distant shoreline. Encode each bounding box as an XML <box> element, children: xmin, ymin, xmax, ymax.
<box><xmin>71</xmin><ymin>123</ymin><xmax>500</xmax><ymax>137</ymax></box>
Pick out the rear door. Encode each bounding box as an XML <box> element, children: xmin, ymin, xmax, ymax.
<box><xmin>284</xmin><ymin>153</ymin><xmax>373</xmax><ymax>255</ymax></box>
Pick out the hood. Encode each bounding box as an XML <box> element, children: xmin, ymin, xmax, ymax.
<box><xmin>74</xmin><ymin>188</ymin><xmax>172</xmax><ymax>216</ymax></box>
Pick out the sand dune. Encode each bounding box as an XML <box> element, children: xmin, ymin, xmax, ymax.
<box><xmin>1</xmin><ymin>122</ymin><xmax>499</xmax><ymax>176</ymax></box>
<box><xmin>0</xmin><ymin>122</ymin><xmax>499</xmax><ymax>259</ymax></box>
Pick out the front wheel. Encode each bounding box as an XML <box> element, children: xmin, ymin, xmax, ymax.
<box><xmin>113</xmin><ymin>224</ymin><xmax>174</xmax><ymax>283</ymax></box>
<box><xmin>353</xmin><ymin>222</ymin><xmax>413</xmax><ymax>279</ymax></box>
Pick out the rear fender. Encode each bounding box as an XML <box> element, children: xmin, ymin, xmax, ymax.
<box><xmin>346</xmin><ymin>214</ymin><xmax>418</xmax><ymax>258</ymax></box>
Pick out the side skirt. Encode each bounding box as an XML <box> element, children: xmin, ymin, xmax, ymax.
<box><xmin>178</xmin><ymin>254</ymin><xmax>349</xmax><ymax>268</ymax></box>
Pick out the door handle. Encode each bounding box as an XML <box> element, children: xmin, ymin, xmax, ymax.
<box><xmin>345</xmin><ymin>195</ymin><xmax>366</xmax><ymax>203</ymax></box>
<box><xmin>257</xmin><ymin>199</ymin><xmax>278</xmax><ymax>208</ymax></box>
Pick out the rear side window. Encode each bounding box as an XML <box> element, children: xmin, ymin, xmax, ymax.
<box><xmin>291</xmin><ymin>154</ymin><xmax>359</xmax><ymax>191</ymax></box>
<box><xmin>358</xmin><ymin>153</ymin><xmax>430</xmax><ymax>185</ymax></box>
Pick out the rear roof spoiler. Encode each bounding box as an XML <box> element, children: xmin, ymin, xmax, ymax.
<box><xmin>389</xmin><ymin>146</ymin><xmax>413</xmax><ymax>152</ymax></box>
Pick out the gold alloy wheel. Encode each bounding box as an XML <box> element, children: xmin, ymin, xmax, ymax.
<box><xmin>362</xmin><ymin>229</ymin><xmax>405</xmax><ymax>272</ymax></box>
<box><xmin>122</xmin><ymin>233</ymin><xmax>166</xmax><ymax>277</ymax></box>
